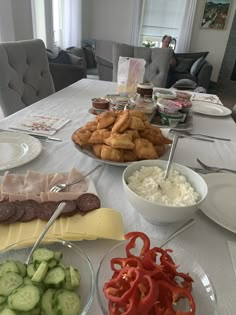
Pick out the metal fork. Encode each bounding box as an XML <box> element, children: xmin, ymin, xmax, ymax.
<box><xmin>178</xmin><ymin>130</ymin><xmax>231</xmax><ymax>142</ymax></box>
<box><xmin>196</xmin><ymin>158</ymin><xmax>236</xmax><ymax>174</ymax></box>
<box><xmin>50</xmin><ymin>164</ymin><xmax>103</xmax><ymax>193</ymax></box>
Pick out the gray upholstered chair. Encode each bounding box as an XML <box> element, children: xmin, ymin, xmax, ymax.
<box><xmin>112</xmin><ymin>43</ymin><xmax>173</xmax><ymax>88</ymax></box>
<box><xmin>0</xmin><ymin>39</ymin><xmax>55</xmax><ymax>117</ymax></box>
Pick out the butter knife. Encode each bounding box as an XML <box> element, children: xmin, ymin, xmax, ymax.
<box><xmin>0</xmin><ymin>129</ymin><xmax>62</xmax><ymax>142</ymax></box>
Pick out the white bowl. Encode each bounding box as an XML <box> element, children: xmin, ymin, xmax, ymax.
<box><xmin>122</xmin><ymin>160</ymin><xmax>208</xmax><ymax>225</ymax></box>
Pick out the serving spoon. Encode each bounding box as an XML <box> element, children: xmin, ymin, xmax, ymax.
<box><xmin>163</xmin><ymin>133</ymin><xmax>179</xmax><ymax>180</ymax></box>
<box><xmin>25</xmin><ymin>202</ymin><xmax>66</xmax><ymax>265</ymax></box>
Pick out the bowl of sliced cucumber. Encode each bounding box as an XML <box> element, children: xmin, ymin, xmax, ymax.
<box><xmin>0</xmin><ymin>239</ymin><xmax>95</xmax><ymax>315</ymax></box>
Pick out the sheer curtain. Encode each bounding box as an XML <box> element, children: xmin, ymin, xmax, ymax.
<box><xmin>60</xmin><ymin>0</ymin><xmax>82</xmax><ymax>48</ymax></box>
<box><xmin>175</xmin><ymin>0</ymin><xmax>197</xmax><ymax>53</ymax></box>
<box><xmin>31</xmin><ymin>0</ymin><xmax>82</xmax><ymax>50</ymax></box>
<box><xmin>130</xmin><ymin>0</ymin><xmax>144</xmax><ymax>46</ymax></box>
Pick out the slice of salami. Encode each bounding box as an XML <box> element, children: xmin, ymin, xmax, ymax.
<box><xmin>0</xmin><ymin>202</ymin><xmax>16</xmax><ymax>222</ymax></box>
<box><xmin>18</xmin><ymin>200</ymin><xmax>39</xmax><ymax>222</ymax></box>
<box><xmin>60</xmin><ymin>200</ymin><xmax>77</xmax><ymax>217</ymax></box>
<box><xmin>2</xmin><ymin>201</ymin><xmax>25</xmax><ymax>224</ymax></box>
<box><xmin>76</xmin><ymin>193</ymin><xmax>100</xmax><ymax>214</ymax></box>
<box><xmin>37</xmin><ymin>201</ymin><xmax>59</xmax><ymax>221</ymax></box>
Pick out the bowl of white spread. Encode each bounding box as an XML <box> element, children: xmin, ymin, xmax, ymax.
<box><xmin>122</xmin><ymin>160</ymin><xmax>208</xmax><ymax>225</ymax></box>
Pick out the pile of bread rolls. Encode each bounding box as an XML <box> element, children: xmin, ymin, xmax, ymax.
<box><xmin>72</xmin><ymin>110</ymin><xmax>172</xmax><ymax>163</ymax></box>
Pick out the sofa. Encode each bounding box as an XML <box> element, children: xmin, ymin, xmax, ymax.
<box><xmin>47</xmin><ymin>49</ymin><xmax>87</xmax><ymax>91</ymax></box>
<box><xmin>170</xmin><ymin>51</ymin><xmax>213</xmax><ymax>90</ymax></box>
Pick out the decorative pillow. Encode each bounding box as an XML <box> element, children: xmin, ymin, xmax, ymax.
<box><xmin>172</xmin><ymin>79</ymin><xmax>197</xmax><ymax>90</ymax></box>
<box><xmin>190</xmin><ymin>56</ymin><xmax>206</xmax><ymax>76</ymax></box>
<box><xmin>175</xmin><ymin>57</ymin><xmax>195</xmax><ymax>73</ymax></box>
<box><xmin>83</xmin><ymin>45</ymin><xmax>97</xmax><ymax>69</ymax></box>
<box><xmin>48</xmin><ymin>50</ymin><xmax>71</xmax><ymax>64</ymax></box>
<box><xmin>69</xmin><ymin>54</ymin><xmax>85</xmax><ymax>67</ymax></box>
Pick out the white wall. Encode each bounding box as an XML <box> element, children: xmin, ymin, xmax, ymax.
<box><xmin>83</xmin><ymin>0</ymin><xmax>135</xmax><ymax>44</ymax></box>
<box><xmin>11</xmin><ymin>0</ymin><xmax>33</xmax><ymax>40</ymax></box>
<box><xmin>190</xmin><ymin>0</ymin><xmax>236</xmax><ymax>82</ymax></box>
<box><xmin>0</xmin><ymin>0</ymin><xmax>15</xmax><ymax>41</ymax></box>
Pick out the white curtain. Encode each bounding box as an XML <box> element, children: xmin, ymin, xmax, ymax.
<box><xmin>130</xmin><ymin>0</ymin><xmax>144</xmax><ymax>46</ymax></box>
<box><xmin>61</xmin><ymin>0</ymin><xmax>82</xmax><ymax>48</ymax></box>
<box><xmin>175</xmin><ymin>0</ymin><xmax>197</xmax><ymax>53</ymax></box>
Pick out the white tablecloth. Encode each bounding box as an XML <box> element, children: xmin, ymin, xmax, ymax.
<box><xmin>1</xmin><ymin>79</ymin><xmax>236</xmax><ymax>315</ymax></box>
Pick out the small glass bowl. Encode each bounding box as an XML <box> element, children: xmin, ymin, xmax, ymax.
<box><xmin>0</xmin><ymin>239</ymin><xmax>95</xmax><ymax>315</ymax></box>
<box><xmin>96</xmin><ymin>240</ymin><xmax>217</xmax><ymax>315</ymax></box>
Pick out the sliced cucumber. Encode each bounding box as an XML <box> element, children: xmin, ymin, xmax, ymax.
<box><xmin>0</xmin><ymin>296</ymin><xmax>6</xmax><ymax>305</ymax></box>
<box><xmin>53</xmin><ymin>251</ymin><xmax>63</xmax><ymax>262</ymax></box>
<box><xmin>70</xmin><ymin>266</ymin><xmax>80</xmax><ymax>289</ymax></box>
<box><xmin>14</xmin><ymin>261</ymin><xmax>26</xmax><ymax>277</ymax></box>
<box><xmin>43</xmin><ymin>267</ymin><xmax>65</xmax><ymax>286</ymax></box>
<box><xmin>32</xmin><ymin>249</ymin><xmax>54</xmax><ymax>263</ymax></box>
<box><xmin>47</xmin><ymin>259</ymin><xmax>57</xmax><ymax>269</ymax></box>
<box><xmin>31</xmin><ymin>261</ymin><xmax>48</xmax><ymax>283</ymax></box>
<box><xmin>63</xmin><ymin>269</ymin><xmax>73</xmax><ymax>291</ymax></box>
<box><xmin>54</xmin><ymin>290</ymin><xmax>81</xmax><ymax>315</ymax></box>
<box><xmin>27</xmin><ymin>264</ymin><xmax>36</xmax><ymax>279</ymax></box>
<box><xmin>0</xmin><ymin>262</ymin><xmax>19</xmax><ymax>277</ymax></box>
<box><xmin>41</xmin><ymin>289</ymin><xmax>56</xmax><ymax>315</ymax></box>
<box><xmin>0</xmin><ymin>272</ymin><xmax>23</xmax><ymax>296</ymax></box>
<box><xmin>0</xmin><ymin>308</ymin><xmax>16</xmax><ymax>315</ymax></box>
<box><xmin>8</xmin><ymin>284</ymin><xmax>40</xmax><ymax>311</ymax></box>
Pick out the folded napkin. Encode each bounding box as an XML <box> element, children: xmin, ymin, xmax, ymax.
<box><xmin>228</xmin><ymin>240</ymin><xmax>236</xmax><ymax>278</ymax></box>
<box><xmin>0</xmin><ymin>208</ymin><xmax>125</xmax><ymax>250</ymax></box>
<box><xmin>10</xmin><ymin>115</ymin><xmax>70</xmax><ymax>136</ymax></box>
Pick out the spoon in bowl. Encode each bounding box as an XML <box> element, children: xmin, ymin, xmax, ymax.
<box><xmin>163</xmin><ymin>133</ymin><xmax>179</xmax><ymax>180</ymax></box>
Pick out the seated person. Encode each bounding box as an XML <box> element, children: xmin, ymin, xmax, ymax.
<box><xmin>161</xmin><ymin>35</ymin><xmax>176</xmax><ymax>88</ymax></box>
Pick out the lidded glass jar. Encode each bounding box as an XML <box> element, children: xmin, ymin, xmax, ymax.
<box><xmin>137</xmin><ymin>82</ymin><xmax>153</xmax><ymax>98</ymax></box>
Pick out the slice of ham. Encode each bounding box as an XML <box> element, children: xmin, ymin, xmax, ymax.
<box><xmin>26</xmin><ymin>193</ymin><xmax>42</xmax><ymax>203</ymax></box>
<box><xmin>67</xmin><ymin>168</ymin><xmax>89</xmax><ymax>193</ymax></box>
<box><xmin>9</xmin><ymin>193</ymin><xmax>27</xmax><ymax>202</ymax></box>
<box><xmin>46</xmin><ymin>173</ymin><xmax>68</xmax><ymax>192</ymax></box>
<box><xmin>1</xmin><ymin>172</ymin><xmax>25</xmax><ymax>194</ymax></box>
<box><xmin>22</xmin><ymin>170</ymin><xmax>48</xmax><ymax>194</ymax></box>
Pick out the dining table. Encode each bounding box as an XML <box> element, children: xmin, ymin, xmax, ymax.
<box><xmin>0</xmin><ymin>78</ymin><xmax>236</xmax><ymax>315</ymax></box>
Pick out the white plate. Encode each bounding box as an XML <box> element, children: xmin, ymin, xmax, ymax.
<box><xmin>191</xmin><ymin>101</ymin><xmax>232</xmax><ymax>116</ymax></box>
<box><xmin>0</xmin><ymin>132</ymin><xmax>42</xmax><ymax>171</ymax></box>
<box><xmin>73</xmin><ymin>129</ymin><xmax>171</xmax><ymax>167</ymax></box>
<box><xmin>201</xmin><ymin>173</ymin><xmax>236</xmax><ymax>233</ymax></box>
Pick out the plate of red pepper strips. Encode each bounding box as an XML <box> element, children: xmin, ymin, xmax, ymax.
<box><xmin>96</xmin><ymin>231</ymin><xmax>217</xmax><ymax>315</ymax></box>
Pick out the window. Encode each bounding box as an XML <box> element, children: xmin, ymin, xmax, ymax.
<box><xmin>140</xmin><ymin>0</ymin><xmax>186</xmax><ymax>48</ymax></box>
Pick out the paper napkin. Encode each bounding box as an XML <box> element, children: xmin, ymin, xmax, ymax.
<box><xmin>10</xmin><ymin>115</ymin><xmax>70</xmax><ymax>136</ymax></box>
<box><xmin>228</xmin><ymin>240</ymin><xmax>236</xmax><ymax>278</ymax></box>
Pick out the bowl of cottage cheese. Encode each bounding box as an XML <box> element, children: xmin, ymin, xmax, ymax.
<box><xmin>122</xmin><ymin>160</ymin><xmax>208</xmax><ymax>225</ymax></box>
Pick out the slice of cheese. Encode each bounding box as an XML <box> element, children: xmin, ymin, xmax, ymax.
<box><xmin>64</xmin><ymin>208</ymin><xmax>125</xmax><ymax>241</ymax></box>
<box><xmin>0</xmin><ymin>224</ymin><xmax>10</xmax><ymax>250</ymax></box>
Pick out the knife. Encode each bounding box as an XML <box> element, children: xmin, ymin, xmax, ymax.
<box><xmin>0</xmin><ymin>129</ymin><xmax>62</xmax><ymax>142</ymax></box>
<box><xmin>177</xmin><ymin>134</ymin><xmax>215</xmax><ymax>143</ymax></box>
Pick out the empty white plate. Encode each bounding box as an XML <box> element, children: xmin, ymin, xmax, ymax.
<box><xmin>201</xmin><ymin>173</ymin><xmax>236</xmax><ymax>233</ymax></box>
<box><xmin>0</xmin><ymin>132</ymin><xmax>42</xmax><ymax>171</ymax></box>
<box><xmin>191</xmin><ymin>101</ymin><xmax>232</xmax><ymax>116</ymax></box>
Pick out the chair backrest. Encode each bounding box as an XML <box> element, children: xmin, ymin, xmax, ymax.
<box><xmin>0</xmin><ymin>39</ymin><xmax>55</xmax><ymax>117</ymax></box>
<box><xmin>112</xmin><ymin>43</ymin><xmax>172</xmax><ymax>88</ymax></box>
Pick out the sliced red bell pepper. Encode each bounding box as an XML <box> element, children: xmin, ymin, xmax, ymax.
<box><xmin>104</xmin><ymin>267</ymin><xmax>143</xmax><ymax>303</ymax></box>
<box><xmin>157</xmin><ymin>280</ymin><xmax>196</xmax><ymax>315</ymax></box>
<box><xmin>125</xmin><ymin>231</ymin><xmax>150</xmax><ymax>257</ymax></box>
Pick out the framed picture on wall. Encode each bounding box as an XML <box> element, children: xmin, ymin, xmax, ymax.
<box><xmin>201</xmin><ymin>0</ymin><xmax>231</xmax><ymax>30</ymax></box>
